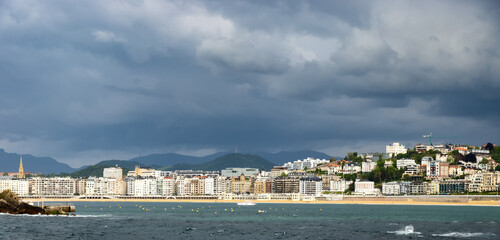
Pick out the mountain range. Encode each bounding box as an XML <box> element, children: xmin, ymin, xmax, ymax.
<box><xmin>0</xmin><ymin>149</ymin><xmax>75</xmax><ymax>174</ymax></box>
<box><xmin>0</xmin><ymin>148</ymin><xmax>332</xmax><ymax>175</ymax></box>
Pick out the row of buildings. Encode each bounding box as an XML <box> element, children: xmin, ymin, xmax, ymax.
<box><xmin>1</xmin><ymin>142</ymin><xmax>499</xmax><ymax>198</ymax></box>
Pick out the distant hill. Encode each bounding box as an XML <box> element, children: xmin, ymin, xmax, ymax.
<box><xmin>97</xmin><ymin>160</ymin><xmax>156</xmax><ymax>170</ymax></box>
<box><xmin>166</xmin><ymin>153</ymin><xmax>275</xmax><ymax>171</ymax></box>
<box><xmin>68</xmin><ymin>164</ymin><xmax>131</xmax><ymax>178</ymax></box>
<box><xmin>253</xmin><ymin>150</ymin><xmax>332</xmax><ymax>165</ymax></box>
<box><xmin>0</xmin><ymin>149</ymin><xmax>76</xmax><ymax>174</ymax></box>
<box><xmin>129</xmin><ymin>152</ymin><xmax>228</xmax><ymax>167</ymax></box>
<box><xmin>67</xmin><ymin>160</ymin><xmax>155</xmax><ymax>178</ymax></box>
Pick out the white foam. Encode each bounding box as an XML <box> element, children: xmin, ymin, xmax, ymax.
<box><xmin>431</xmin><ymin>232</ymin><xmax>495</xmax><ymax>238</ymax></box>
<box><xmin>387</xmin><ymin>225</ymin><xmax>422</xmax><ymax>236</ymax></box>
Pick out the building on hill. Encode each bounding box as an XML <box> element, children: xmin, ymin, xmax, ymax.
<box><xmin>362</xmin><ymin>162</ymin><xmax>377</xmax><ymax>173</ymax></box>
<box><xmin>283</xmin><ymin>157</ymin><xmax>329</xmax><ymax>171</ymax></box>
<box><xmin>386</xmin><ymin>142</ymin><xmax>407</xmax><ymax>157</ymax></box>
<box><xmin>103</xmin><ymin>166</ymin><xmax>123</xmax><ymax>179</ymax></box>
<box><xmin>396</xmin><ymin>159</ymin><xmax>416</xmax><ymax>169</ymax></box>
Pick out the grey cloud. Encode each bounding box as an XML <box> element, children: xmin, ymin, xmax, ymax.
<box><xmin>0</xmin><ymin>0</ymin><xmax>499</xmax><ymax>166</ymax></box>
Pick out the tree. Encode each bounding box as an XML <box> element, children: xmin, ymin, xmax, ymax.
<box><xmin>450</xmin><ymin>150</ymin><xmax>465</xmax><ymax>162</ymax></box>
<box><xmin>496</xmin><ymin>165</ymin><xmax>500</xmax><ymax>172</ymax></box>
<box><xmin>465</xmin><ymin>153</ymin><xmax>477</xmax><ymax>163</ymax></box>
<box><xmin>484</xmin><ymin>143</ymin><xmax>494</xmax><ymax>151</ymax></box>
<box><xmin>329</xmin><ymin>157</ymin><xmax>337</xmax><ymax>162</ymax></box>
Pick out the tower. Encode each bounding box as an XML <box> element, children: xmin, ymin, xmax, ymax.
<box><xmin>18</xmin><ymin>156</ymin><xmax>25</xmax><ymax>178</ymax></box>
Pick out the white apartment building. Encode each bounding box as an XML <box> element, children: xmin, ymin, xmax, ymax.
<box><xmin>133</xmin><ymin>178</ymin><xmax>158</xmax><ymax>196</ymax></box>
<box><xmin>204</xmin><ymin>177</ymin><xmax>214</xmax><ymax>195</ymax></box>
<box><xmin>330</xmin><ymin>179</ymin><xmax>352</xmax><ymax>192</ymax></box>
<box><xmin>382</xmin><ymin>182</ymin><xmax>400</xmax><ymax>195</ymax></box>
<box><xmin>30</xmin><ymin>177</ymin><xmax>77</xmax><ymax>195</ymax></box>
<box><xmin>85</xmin><ymin>177</ymin><xmax>126</xmax><ymax>195</ymax></box>
<box><xmin>386</xmin><ymin>142</ymin><xmax>407</xmax><ymax>157</ymax></box>
<box><xmin>362</xmin><ymin>162</ymin><xmax>377</xmax><ymax>173</ymax></box>
<box><xmin>159</xmin><ymin>177</ymin><xmax>176</xmax><ymax>196</ymax></box>
<box><xmin>396</xmin><ymin>159</ymin><xmax>416</xmax><ymax>169</ymax></box>
<box><xmin>213</xmin><ymin>176</ymin><xmax>228</xmax><ymax>195</ymax></box>
<box><xmin>283</xmin><ymin>157</ymin><xmax>329</xmax><ymax>171</ymax></box>
<box><xmin>175</xmin><ymin>177</ymin><xmax>187</xmax><ymax>196</ymax></box>
<box><xmin>103</xmin><ymin>167</ymin><xmax>123</xmax><ymax>179</ymax></box>
<box><xmin>299</xmin><ymin>177</ymin><xmax>322</xmax><ymax>195</ymax></box>
<box><xmin>0</xmin><ymin>178</ymin><xmax>29</xmax><ymax>195</ymax></box>
<box><xmin>355</xmin><ymin>180</ymin><xmax>376</xmax><ymax>194</ymax></box>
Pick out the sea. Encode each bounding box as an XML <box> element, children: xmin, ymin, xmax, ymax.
<box><xmin>1</xmin><ymin>202</ymin><xmax>499</xmax><ymax>239</ymax></box>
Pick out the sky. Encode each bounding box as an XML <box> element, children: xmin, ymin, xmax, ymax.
<box><xmin>1</xmin><ymin>0</ymin><xmax>499</xmax><ymax>167</ymax></box>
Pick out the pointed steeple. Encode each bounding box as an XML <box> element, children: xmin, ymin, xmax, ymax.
<box><xmin>18</xmin><ymin>156</ymin><xmax>25</xmax><ymax>178</ymax></box>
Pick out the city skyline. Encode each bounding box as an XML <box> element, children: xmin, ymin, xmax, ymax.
<box><xmin>1</xmin><ymin>0</ymin><xmax>499</xmax><ymax>167</ymax></box>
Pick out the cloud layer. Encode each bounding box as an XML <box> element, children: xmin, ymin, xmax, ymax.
<box><xmin>1</xmin><ymin>0</ymin><xmax>499</xmax><ymax>167</ymax></box>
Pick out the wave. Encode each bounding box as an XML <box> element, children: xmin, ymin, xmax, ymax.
<box><xmin>387</xmin><ymin>225</ymin><xmax>422</xmax><ymax>236</ymax></box>
<box><xmin>431</xmin><ymin>232</ymin><xmax>496</xmax><ymax>238</ymax></box>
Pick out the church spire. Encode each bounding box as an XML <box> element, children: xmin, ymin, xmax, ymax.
<box><xmin>18</xmin><ymin>156</ymin><xmax>25</xmax><ymax>178</ymax></box>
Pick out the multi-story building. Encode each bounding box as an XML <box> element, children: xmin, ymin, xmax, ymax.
<box><xmin>386</xmin><ymin>142</ymin><xmax>407</xmax><ymax>157</ymax></box>
<box><xmin>213</xmin><ymin>176</ymin><xmax>228</xmax><ymax>195</ymax></box>
<box><xmin>221</xmin><ymin>168</ymin><xmax>259</xmax><ymax>177</ymax></box>
<box><xmin>408</xmin><ymin>182</ymin><xmax>427</xmax><ymax>195</ymax></box>
<box><xmin>30</xmin><ymin>177</ymin><xmax>77</xmax><ymax>195</ymax></box>
<box><xmin>85</xmin><ymin>177</ymin><xmax>126</xmax><ymax>195</ymax></box>
<box><xmin>230</xmin><ymin>175</ymin><xmax>252</xmax><ymax>194</ymax></box>
<box><xmin>133</xmin><ymin>178</ymin><xmax>158</xmax><ymax>196</ymax></box>
<box><xmin>270</xmin><ymin>166</ymin><xmax>289</xmax><ymax>177</ymax></box>
<box><xmin>427</xmin><ymin>181</ymin><xmax>440</xmax><ymax>195</ymax></box>
<box><xmin>103</xmin><ymin>167</ymin><xmax>123</xmax><ymax>179</ymax></box>
<box><xmin>299</xmin><ymin>177</ymin><xmax>322</xmax><ymax>195</ymax></box>
<box><xmin>467</xmin><ymin>172</ymin><xmax>499</xmax><ymax>192</ymax></box>
<box><xmin>330</xmin><ymin>179</ymin><xmax>352</xmax><ymax>192</ymax></box>
<box><xmin>396</xmin><ymin>159</ymin><xmax>416</xmax><ymax>169</ymax></box>
<box><xmin>0</xmin><ymin>177</ymin><xmax>29</xmax><ymax>195</ymax></box>
<box><xmin>362</xmin><ymin>162</ymin><xmax>377</xmax><ymax>173</ymax></box>
<box><xmin>355</xmin><ymin>180</ymin><xmax>375</xmax><ymax>194</ymax></box>
<box><xmin>321</xmin><ymin>175</ymin><xmax>339</xmax><ymax>191</ymax></box>
<box><xmin>343</xmin><ymin>163</ymin><xmax>361</xmax><ymax>174</ymax></box>
<box><xmin>158</xmin><ymin>177</ymin><xmax>175</xmax><ymax>196</ymax></box>
<box><xmin>382</xmin><ymin>181</ymin><xmax>400</xmax><ymax>195</ymax></box>
<box><xmin>283</xmin><ymin>157</ymin><xmax>329</xmax><ymax>171</ymax></box>
<box><xmin>273</xmin><ymin>177</ymin><xmax>300</xmax><ymax>194</ymax></box>
<box><xmin>439</xmin><ymin>179</ymin><xmax>468</xmax><ymax>193</ymax></box>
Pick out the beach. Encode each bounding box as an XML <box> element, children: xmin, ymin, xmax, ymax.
<box><xmin>23</xmin><ymin>196</ymin><xmax>500</xmax><ymax>206</ymax></box>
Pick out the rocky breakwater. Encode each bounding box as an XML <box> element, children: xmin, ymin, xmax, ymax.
<box><xmin>0</xmin><ymin>189</ymin><xmax>46</xmax><ymax>215</ymax></box>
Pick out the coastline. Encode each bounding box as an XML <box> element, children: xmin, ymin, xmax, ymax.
<box><xmin>23</xmin><ymin>198</ymin><xmax>500</xmax><ymax>206</ymax></box>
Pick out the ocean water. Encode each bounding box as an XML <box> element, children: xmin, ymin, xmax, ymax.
<box><xmin>1</xmin><ymin>202</ymin><xmax>499</xmax><ymax>239</ymax></box>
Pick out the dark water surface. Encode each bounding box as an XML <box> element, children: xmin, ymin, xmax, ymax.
<box><xmin>1</xmin><ymin>202</ymin><xmax>499</xmax><ymax>239</ymax></box>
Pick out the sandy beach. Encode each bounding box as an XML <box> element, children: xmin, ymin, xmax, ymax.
<box><xmin>23</xmin><ymin>197</ymin><xmax>500</xmax><ymax>206</ymax></box>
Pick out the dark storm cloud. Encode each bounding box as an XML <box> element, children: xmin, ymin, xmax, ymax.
<box><xmin>0</xmin><ymin>0</ymin><xmax>499</xmax><ymax>166</ymax></box>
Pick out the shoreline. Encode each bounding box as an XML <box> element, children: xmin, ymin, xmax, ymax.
<box><xmin>22</xmin><ymin>198</ymin><xmax>500</xmax><ymax>206</ymax></box>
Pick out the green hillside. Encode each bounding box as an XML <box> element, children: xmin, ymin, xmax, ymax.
<box><xmin>65</xmin><ymin>160</ymin><xmax>145</xmax><ymax>178</ymax></box>
<box><xmin>166</xmin><ymin>153</ymin><xmax>275</xmax><ymax>171</ymax></box>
